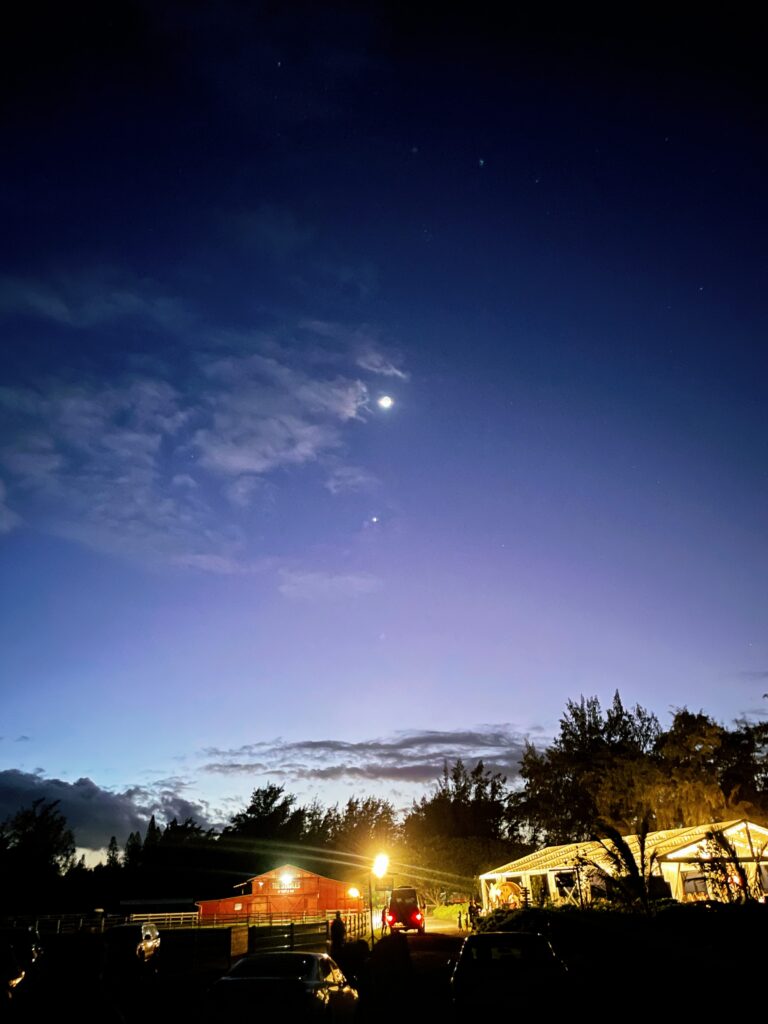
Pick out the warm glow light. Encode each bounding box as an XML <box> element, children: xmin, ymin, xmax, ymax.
<box><xmin>347</xmin><ymin>887</ymin><xmax>361</xmax><ymax>898</ymax></box>
<box><xmin>372</xmin><ymin>853</ymin><xmax>389</xmax><ymax>878</ymax></box>
<box><xmin>377</xmin><ymin>395</ymin><xmax>394</xmax><ymax>409</ymax></box>
<box><xmin>279</xmin><ymin>872</ymin><xmax>294</xmax><ymax>886</ymax></box>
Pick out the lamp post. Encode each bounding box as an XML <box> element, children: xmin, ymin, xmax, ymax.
<box><xmin>369</xmin><ymin>853</ymin><xmax>389</xmax><ymax>947</ymax></box>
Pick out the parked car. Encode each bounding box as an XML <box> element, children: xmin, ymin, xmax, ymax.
<box><xmin>0</xmin><ymin>927</ymin><xmax>43</xmax><ymax>1008</ymax></box>
<box><xmin>449</xmin><ymin>931</ymin><xmax>567</xmax><ymax>1011</ymax></box>
<box><xmin>385</xmin><ymin>886</ymin><xmax>425</xmax><ymax>934</ymax></box>
<box><xmin>209</xmin><ymin>951</ymin><xmax>359</xmax><ymax>1020</ymax></box>
<box><xmin>102</xmin><ymin>921</ymin><xmax>161</xmax><ymax>980</ymax></box>
<box><xmin>0</xmin><ymin>943</ymin><xmax>26</xmax><ymax>1009</ymax></box>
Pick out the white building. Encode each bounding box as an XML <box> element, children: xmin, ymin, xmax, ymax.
<box><xmin>479</xmin><ymin>819</ymin><xmax>768</xmax><ymax>909</ymax></box>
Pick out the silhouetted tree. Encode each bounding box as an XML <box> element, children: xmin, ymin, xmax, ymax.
<box><xmin>402</xmin><ymin>760</ymin><xmax>523</xmax><ymax>894</ymax></box>
<box><xmin>225</xmin><ymin>784</ymin><xmax>307</xmax><ymax>841</ymax></box>
<box><xmin>143</xmin><ymin>814</ymin><xmax>161</xmax><ymax>864</ymax></box>
<box><xmin>221</xmin><ymin>784</ymin><xmax>310</xmax><ymax>877</ymax></box>
<box><xmin>717</xmin><ymin>718</ymin><xmax>768</xmax><ymax>818</ymax></box>
<box><xmin>405</xmin><ymin>759</ymin><xmax>510</xmax><ymax>843</ymax></box>
<box><xmin>106</xmin><ymin>835</ymin><xmax>121</xmax><ymax>869</ymax></box>
<box><xmin>124</xmin><ymin>830</ymin><xmax>143</xmax><ymax>870</ymax></box>
<box><xmin>0</xmin><ymin>799</ymin><xmax>76</xmax><ymax>910</ymax></box>
<box><xmin>515</xmin><ymin>693</ymin><xmax>662</xmax><ymax>843</ymax></box>
<box><xmin>324</xmin><ymin>797</ymin><xmax>400</xmax><ymax>855</ymax></box>
<box><xmin>581</xmin><ymin>815</ymin><xmax>660</xmax><ymax>913</ymax></box>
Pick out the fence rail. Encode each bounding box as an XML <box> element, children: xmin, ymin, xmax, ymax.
<box><xmin>1</xmin><ymin>908</ymin><xmax>371</xmax><ymax>938</ymax></box>
<box><xmin>129</xmin><ymin>912</ymin><xmax>199</xmax><ymax>928</ymax></box>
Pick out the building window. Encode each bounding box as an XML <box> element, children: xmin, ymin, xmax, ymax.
<box><xmin>682</xmin><ymin>873</ymin><xmax>708</xmax><ymax>895</ymax></box>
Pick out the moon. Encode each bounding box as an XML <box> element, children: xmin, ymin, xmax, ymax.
<box><xmin>377</xmin><ymin>395</ymin><xmax>394</xmax><ymax>409</ymax></box>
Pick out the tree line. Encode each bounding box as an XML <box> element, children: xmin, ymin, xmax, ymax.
<box><xmin>2</xmin><ymin>692</ymin><xmax>766</xmax><ymax>912</ymax></box>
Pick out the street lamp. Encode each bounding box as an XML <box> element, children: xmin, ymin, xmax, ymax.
<box><xmin>369</xmin><ymin>853</ymin><xmax>389</xmax><ymax>947</ymax></box>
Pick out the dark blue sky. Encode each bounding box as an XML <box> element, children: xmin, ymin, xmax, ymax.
<box><xmin>1</xmin><ymin>4</ymin><xmax>766</xmax><ymax>850</ymax></box>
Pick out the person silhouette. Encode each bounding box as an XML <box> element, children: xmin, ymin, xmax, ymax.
<box><xmin>330</xmin><ymin>911</ymin><xmax>346</xmax><ymax>958</ymax></box>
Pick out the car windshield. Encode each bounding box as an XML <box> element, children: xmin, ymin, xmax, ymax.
<box><xmin>391</xmin><ymin>889</ymin><xmax>417</xmax><ymax>904</ymax></box>
<box><xmin>463</xmin><ymin>936</ymin><xmax>554</xmax><ymax>966</ymax></box>
<box><xmin>228</xmin><ymin>955</ymin><xmax>316</xmax><ymax>980</ymax></box>
<box><xmin>105</xmin><ymin>928</ymin><xmax>145</xmax><ymax>948</ymax></box>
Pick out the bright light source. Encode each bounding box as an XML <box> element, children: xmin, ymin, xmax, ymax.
<box><xmin>348</xmin><ymin>887</ymin><xmax>361</xmax><ymax>898</ymax></box>
<box><xmin>377</xmin><ymin>395</ymin><xmax>394</xmax><ymax>409</ymax></box>
<box><xmin>372</xmin><ymin>853</ymin><xmax>389</xmax><ymax>878</ymax></box>
<box><xmin>279</xmin><ymin>872</ymin><xmax>294</xmax><ymax>887</ymax></box>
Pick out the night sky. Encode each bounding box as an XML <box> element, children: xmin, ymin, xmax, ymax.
<box><xmin>1</xmin><ymin>4</ymin><xmax>766</xmax><ymax>852</ymax></box>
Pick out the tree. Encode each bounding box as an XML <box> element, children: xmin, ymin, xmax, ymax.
<box><xmin>515</xmin><ymin>693</ymin><xmax>662</xmax><ymax>843</ymax></box>
<box><xmin>143</xmin><ymin>814</ymin><xmax>162</xmax><ymax>863</ymax></box>
<box><xmin>225</xmin><ymin>784</ymin><xmax>308</xmax><ymax>842</ymax></box>
<box><xmin>405</xmin><ymin>759</ymin><xmax>510</xmax><ymax>843</ymax></box>
<box><xmin>402</xmin><ymin>759</ymin><xmax>523</xmax><ymax>894</ymax></box>
<box><xmin>648</xmin><ymin>709</ymin><xmax>729</xmax><ymax>826</ymax></box>
<box><xmin>124</xmin><ymin>830</ymin><xmax>143</xmax><ymax>871</ymax></box>
<box><xmin>324</xmin><ymin>797</ymin><xmax>400</xmax><ymax>856</ymax></box>
<box><xmin>0</xmin><ymin>798</ymin><xmax>75</xmax><ymax>873</ymax></box>
<box><xmin>0</xmin><ymin>799</ymin><xmax>76</xmax><ymax>910</ymax></box>
<box><xmin>222</xmin><ymin>784</ymin><xmax>311</xmax><ymax>877</ymax></box>
<box><xmin>580</xmin><ymin>816</ymin><xmax>662</xmax><ymax>913</ymax></box>
<box><xmin>514</xmin><ymin>693</ymin><xmax>768</xmax><ymax>844</ymax></box>
<box><xmin>145</xmin><ymin>817</ymin><xmax>222</xmax><ymax>898</ymax></box>
<box><xmin>106</xmin><ymin>835</ymin><xmax>121</xmax><ymax>870</ymax></box>
<box><xmin>716</xmin><ymin>718</ymin><xmax>768</xmax><ymax>819</ymax></box>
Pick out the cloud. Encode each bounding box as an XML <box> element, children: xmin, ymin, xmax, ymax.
<box><xmin>191</xmin><ymin>352</ymin><xmax>368</xmax><ymax>480</ymax></box>
<box><xmin>201</xmin><ymin>726</ymin><xmax>530</xmax><ymax>786</ymax></box>
<box><xmin>355</xmin><ymin>347</ymin><xmax>410</xmax><ymax>380</ymax></box>
<box><xmin>737</xmin><ymin>670</ymin><xmax>768</xmax><ymax>680</ymax></box>
<box><xmin>0</xmin><ymin>726</ymin><xmax>533</xmax><ymax>849</ymax></box>
<box><xmin>0</xmin><ymin>303</ymin><xmax>398</xmax><ymax>569</ymax></box>
<box><xmin>325</xmin><ymin>465</ymin><xmax>379</xmax><ymax>495</ymax></box>
<box><xmin>0</xmin><ymin>377</ymin><xmax>221</xmax><ymax>566</ymax></box>
<box><xmin>278</xmin><ymin>569</ymin><xmax>382</xmax><ymax>600</ymax></box>
<box><xmin>195</xmin><ymin>416</ymin><xmax>341</xmax><ymax>476</ymax></box>
<box><xmin>0</xmin><ymin>769</ymin><xmax>214</xmax><ymax>850</ymax></box>
<box><xmin>300</xmin><ymin>321</ymin><xmax>409</xmax><ymax>381</ymax></box>
<box><xmin>171</xmin><ymin>553</ymin><xmax>265</xmax><ymax>575</ymax></box>
<box><xmin>225</xmin><ymin>475</ymin><xmax>274</xmax><ymax>509</ymax></box>
<box><xmin>0</xmin><ymin>271</ymin><xmax>192</xmax><ymax>331</ymax></box>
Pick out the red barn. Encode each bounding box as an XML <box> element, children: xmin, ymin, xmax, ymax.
<box><xmin>197</xmin><ymin>864</ymin><xmax>365</xmax><ymax>923</ymax></box>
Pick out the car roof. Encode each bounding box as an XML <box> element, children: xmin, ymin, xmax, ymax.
<box><xmin>227</xmin><ymin>952</ymin><xmax>329</xmax><ymax>978</ymax></box>
<box><xmin>231</xmin><ymin>952</ymin><xmax>328</xmax><ymax>968</ymax></box>
<box><xmin>104</xmin><ymin>923</ymin><xmax>160</xmax><ymax>941</ymax></box>
<box><xmin>462</xmin><ymin>931</ymin><xmax>550</xmax><ymax>946</ymax></box>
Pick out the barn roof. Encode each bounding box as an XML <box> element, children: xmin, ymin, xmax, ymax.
<box><xmin>246</xmin><ymin>863</ymin><xmax>349</xmax><ymax>885</ymax></box>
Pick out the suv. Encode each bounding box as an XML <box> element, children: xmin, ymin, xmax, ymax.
<box><xmin>385</xmin><ymin>887</ymin><xmax>425</xmax><ymax>934</ymax></box>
